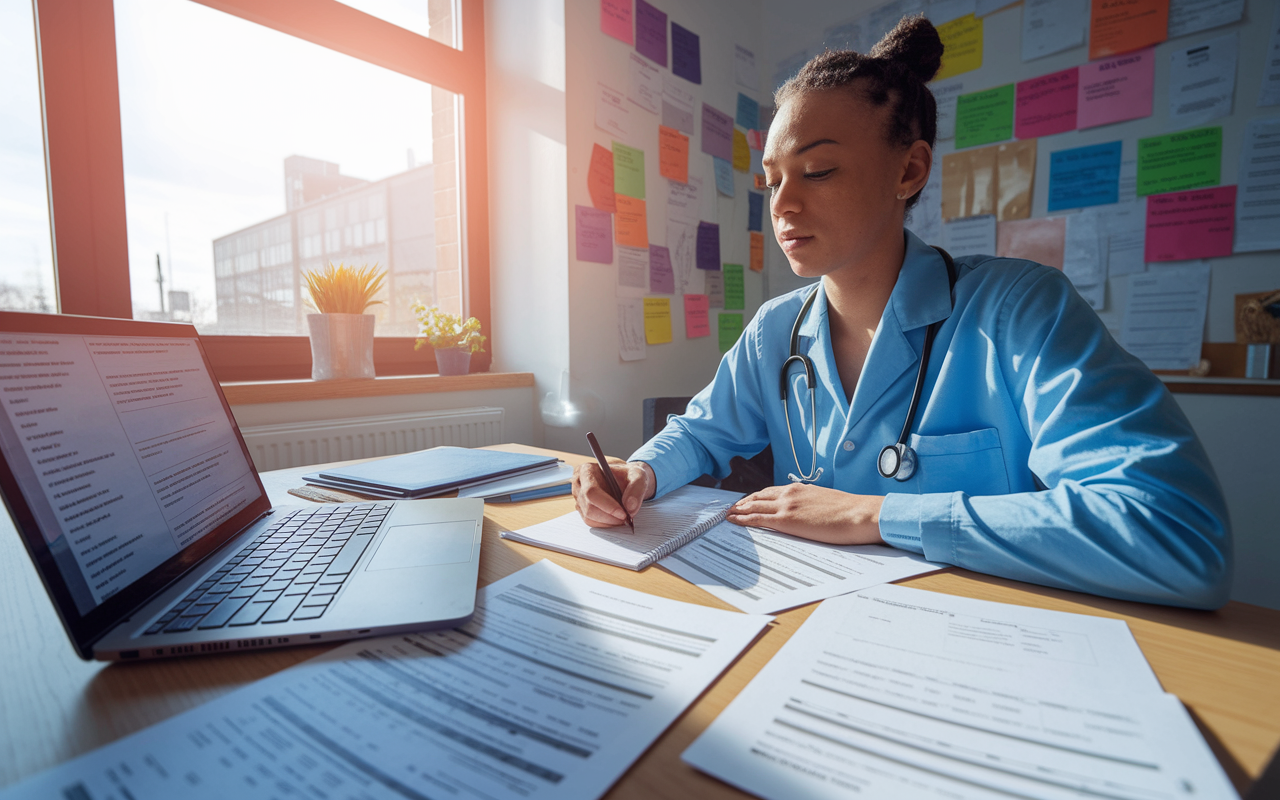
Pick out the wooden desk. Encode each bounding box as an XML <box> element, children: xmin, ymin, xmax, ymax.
<box><xmin>2</xmin><ymin>444</ymin><xmax>1278</xmax><ymax>797</ymax></box>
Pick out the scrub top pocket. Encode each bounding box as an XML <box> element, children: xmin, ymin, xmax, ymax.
<box><xmin>906</xmin><ymin>428</ymin><xmax>1011</xmax><ymax>497</ymax></box>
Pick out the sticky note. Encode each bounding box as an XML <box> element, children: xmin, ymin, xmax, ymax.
<box><xmin>701</xmin><ymin>103</ymin><xmax>734</xmax><ymax>161</ymax></box>
<box><xmin>658</xmin><ymin>125</ymin><xmax>689</xmax><ymax>184</ymax></box>
<box><xmin>684</xmin><ymin>294</ymin><xmax>710</xmax><ymax>337</ymax></box>
<box><xmin>612</xmin><ymin>142</ymin><xmax>645</xmax><ymax>200</ymax></box>
<box><xmin>713</xmin><ymin>158</ymin><xmax>735</xmax><ymax>196</ymax></box>
<box><xmin>649</xmin><ymin>244</ymin><xmax>674</xmax><ymax>293</ymax></box>
<box><xmin>1136</xmin><ymin>127</ymin><xmax>1222</xmax><ymax>196</ymax></box>
<box><xmin>736</xmin><ymin>93</ymin><xmax>760</xmax><ymax>130</ymax></box>
<box><xmin>588</xmin><ymin>144</ymin><xmax>616</xmax><ymax>213</ymax></box>
<box><xmin>576</xmin><ymin>205</ymin><xmax>613</xmax><ymax>264</ymax></box>
<box><xmin>706</xmin><ymin>270</ymin><xmax>724</xmax><ymax>307</ymax></box>
<box><xmin>1078</xmin><ymin>48</ymin><xmax>1155</xmax><ymax>130</ymax></box>
<box><xmin>748</xmin><ymin>191</ymin><xmax>764</xmax><ymax>232</ymax></box>
<box><xmin>942</xmin><ymin>140</ymin><xmax>1036</xmax><ymax>221</ymax></box>
<box><xmin>936</xmin><ymin>14</ymin><xmax>983</xmax><ymax>81</ymax></box>
<box><xmin>996</xmin><ymin>217</ymin><xmax>1065</xmax><ymax>270</ymax></box>
<box><xmin>723</xmin><ymin>263</ymin><xmax>745</xmax><ymax>309</ymax></box>
<box><xmin>1048</xmin><ymin>141</ymin><xmax>1122</xmax><ymax>212</ymax></box>
<box><xmin>747</xmin><ymin>129</ymin><xmax>765</xmax><ymax>150</ymax></box>
<box><xmin>1015</xmin><ymin>68</ymin><xmax>1078</xmax><ymax>140</ymax></box>
<box><xmin>644</xmin><ymin>297</ymin><xmax>673</xmax><ymax>344</ymax></box>
<box><xmin>733</xmin><ymin>129</ymin><xmax>750</xmax><ymax>172</ymax></box>
<box><xmin>628</xmin><ymin>53</ymin><xmax>661</xmax><ymax>114</ymax></box>
<box><xmin>1145</xmin><ymin>185</ymin><xmax>1236</xmax><ymax>262</ymax></box>
<box><xmin>600</xmin><ymin>0</ymin><xmax>632</xmax><ymax>44</ymax></box>
<box><xmin>634</xmin><ymin>0</ymin><xmax>667</xmax><ymax>67</ymax></box>
<box><xmin>955</xmin><ymin>85</ymin><xmax>1014</xmax><ymax>149</ymax></box>
<box><xmin>749</xmin><ymin>231</ymin><xmax>764</xmax><ymax>272</ymax></box>
<box><xmin>672</xmin><ymin>22</ymin><xmax>701</xmax><ymax>84</ymax></box>
<box><xmin>617</xmin><ymin>245</ymin><xmax>648</xmax><ymax>294</ymax></box>
<box><xmin>1089</xmin><ymin>0</ymin><xmax>1167</xmax><ymax>60</ymax></box>
<box><xmin>718</xmin><ymin>312</ymin><xmax>744</xmax><ymax>353</ymax></box>
<box><xmin>696</xmin><ymin>221</ymin><xmax>720</xmax><ymax>270</ymax></box>
<box><xmin>614</xmin><ymin>195</ymin><xmax>649</xmax><ymax>248</ymax></box>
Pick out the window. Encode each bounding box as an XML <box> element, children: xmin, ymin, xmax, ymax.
<box><xmin>31</xmin><ymin>0</ymin><xmax>489</xmax><ymax>379</ymax></box>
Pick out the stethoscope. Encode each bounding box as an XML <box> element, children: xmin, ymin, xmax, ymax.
<box><xmin>780</xmin><ymin>246</ymin><xmax>958</xmax><ymax>484</ymax></box>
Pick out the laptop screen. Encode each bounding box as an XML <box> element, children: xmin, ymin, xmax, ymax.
<box><xmin>0</xmin><ymin>326</ymin><xmax>264</xmax><ymax>617</ymax></box>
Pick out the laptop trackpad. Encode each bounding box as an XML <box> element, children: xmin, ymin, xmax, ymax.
<box><xmin>365</xmin><ymin>522</ymin><xmax>476</xmax><ymax>571</ymax></box>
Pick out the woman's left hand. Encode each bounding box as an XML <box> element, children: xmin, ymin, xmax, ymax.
<box><xmin>725</xmin><ymin>484</ymin><xmax>885</xmax><ymax>545</ymax></box>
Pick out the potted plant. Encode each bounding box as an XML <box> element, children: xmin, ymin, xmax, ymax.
<box><xmin>411</xmin><ymin>302</ymin><xmax>486</xmax><ymax>376</ymax></box>
<box><xmin>303</xmin><ymin>262</ymin><xmax>386</xmax><ymax>380</ymax></box>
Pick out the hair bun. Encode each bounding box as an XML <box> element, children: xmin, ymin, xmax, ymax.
<box><xmin>869</xmin><ymin>14</ymin><xmax>943</xmax><ymax>84</ymax></box>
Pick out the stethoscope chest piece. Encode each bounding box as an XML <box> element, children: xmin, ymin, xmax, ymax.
<box><xmin>877</xmin><ymin>443</ymin><xmax>917</xmax><ymax>481</ymax></box>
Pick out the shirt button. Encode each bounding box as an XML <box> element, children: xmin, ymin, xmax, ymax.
<box><xmin>843</xmin><ymin>440</ymin><xmax>855</xmax><ymax>452</ymax></box>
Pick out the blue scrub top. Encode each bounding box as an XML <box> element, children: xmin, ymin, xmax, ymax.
<box><xmin>632</xmin><ymin>230</ymin><xmax>1231</xmax><ymax>609</ymax></box>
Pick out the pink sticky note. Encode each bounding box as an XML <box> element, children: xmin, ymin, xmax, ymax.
<box><xmin>576</xmin><ymin>205</ymin><xmax>613</xmax><ymax>264</ymax></box>
<box><xmin>601</xmin><ymin>0</ymin><xmax>633</xmax><ymax>44</ymax></box>
<box><xmin>684</xmin><ymin>294</ymin><xmax>710</xmax><ymax>337</ymax></box>
<box><xmin>1078</xmin><ymin>48</ymin><xmax>1155</xmax><ymax>130</ymax></box>
<box><xmin>1016</xmin><ymin>68</ymin><xmax>1078</xmax><ymax>139</ymax></box>
<box><xmin>1144</xmin><ymin>185</ymin><xmax>1236</xmax><ymax>262</ymax></box>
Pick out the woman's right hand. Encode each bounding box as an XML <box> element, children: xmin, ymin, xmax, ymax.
<box><xmin>572</xmin><ymin>460</ymin><xmax>656</xmax><ymax>528</ymax></box>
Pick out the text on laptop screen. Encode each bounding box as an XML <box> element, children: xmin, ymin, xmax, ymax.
<box><xmin>0</xmin><ymin>332</ymin><xmax>261</xmax><ymax>614</ymax></box>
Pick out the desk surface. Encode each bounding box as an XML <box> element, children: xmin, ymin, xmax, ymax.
<box><xmin>2</xmin><ymin>444</ymin><xmax>1277</xmax><ymax>797</ymax></box>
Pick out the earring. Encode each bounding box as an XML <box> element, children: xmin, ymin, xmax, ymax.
<box><xmin>896</xmin><ymin>192</ymin><xmax>905</xmax><ymax>199</ymax></box>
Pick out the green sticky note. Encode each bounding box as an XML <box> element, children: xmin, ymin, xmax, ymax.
<box><xmin>613</xmin><ymin>142</ymin><xmax>646</xmax><ymax>200</ymax></box>
<box><xmin>718</xmin><ymin>312</ymin><xmax>744</xmax><ymax>353</ymax></box>
<box><xmin>1136</xmin><ymin>127</ymin><xmax>1222</xmax><ymax>196</ymax></box>
<box><xmin>722</xmin><ymin>264</ymin><xmax>744</xmax><ymax>310</ymax></box>
<box><xmin>954</xmin><ymin>84</ymin><xmax>1014</xmax><ymax>150</ymax></box>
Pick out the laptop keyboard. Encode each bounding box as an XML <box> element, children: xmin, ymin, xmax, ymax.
<box><xmin>144</xmin><ymin>503</ymin><xmax>392</xmax><ymax>635</ymax></box>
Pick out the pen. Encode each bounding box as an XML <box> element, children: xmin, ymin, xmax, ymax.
<box><xmin>585</xmin><ymin>431</ymin><xmax>635</xmax><ymax>532</ymax></box>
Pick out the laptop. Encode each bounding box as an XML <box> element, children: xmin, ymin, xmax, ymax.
<box><xmin>0</xmin><ymin>311</ymin><xmax>484</xmax><ymax>661</ymax></box>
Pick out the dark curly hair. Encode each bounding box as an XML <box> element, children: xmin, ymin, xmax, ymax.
<box><xmin>774</xmin><ymin>15</ymin><xmax>942</xmax><ymax>209</ymax></box>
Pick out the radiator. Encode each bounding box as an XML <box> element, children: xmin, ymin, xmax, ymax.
<box><xmin>238</xmin><ymin>407</ymin><xmax>505</xmax><ymax>471</ymax></box>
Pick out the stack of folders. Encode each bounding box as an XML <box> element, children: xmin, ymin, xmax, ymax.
<box><xmin>303</xmin><ymin>446</ymin><xmax>571</xmax><ymax>501</ymax></box>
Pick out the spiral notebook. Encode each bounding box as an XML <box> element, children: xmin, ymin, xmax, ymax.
<box><xmin>500</xmin><ymin>484</ymin><xmax>744</xmax><ymax>570</ymax></box>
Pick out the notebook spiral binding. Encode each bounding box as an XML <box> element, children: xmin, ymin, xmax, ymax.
<box><xmin>647</xmin><ymin>508</ymin><xmax>734</xmax><ymax>565</ymax></box>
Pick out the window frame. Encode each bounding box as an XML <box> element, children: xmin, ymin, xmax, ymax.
<box><xmin>33</xmin><ymin>0</ymin><xmax>491</xmax><ymax>380</ymax></box>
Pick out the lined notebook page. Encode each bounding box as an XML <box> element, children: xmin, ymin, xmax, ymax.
<box><xmin>502</xmin><ymin>484</ymin><xmax>744</xmax><ymax>569</ymax></box>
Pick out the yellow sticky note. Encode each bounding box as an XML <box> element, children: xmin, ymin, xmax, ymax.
<box><xmin>732</xmin><ymin>129</ymin><xmax>750</xmax><ymax>172</ymax></box>
<box><xmin>614</xmin><ymin>195</ymin><xmax>649</xmax><ymax>248</ymax></box>
<box><xmin>936</xmin><ymin>14</ymin><xmax>983</xmax><ymax>81</ymax></box>
<box><xmin>643</xmin><ymin>297</ymin><xmax>672</xmax><ymax>344</ymax></box>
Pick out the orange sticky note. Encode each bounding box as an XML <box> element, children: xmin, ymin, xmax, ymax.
<box><xmin>1089</xmin><ymin>0</ymin><xmax>1168</xmax><ymax>60</ymax></box>
<box><xmin>733</xmin><ymin>129</ymin><xmax>750</xmax><ymax>172</ymax></box>
<box><xmin>658</xmin><ymin>125</ymin><xmax>689</xmax><ymax>184</ymax></box>
<box><xmin>614</xmin><ymin>195</ymin><xmax>648</xmax><ymax>248</ymax></box>
<box><xmin>588</xmin><ymin>143</ymin><xmax>615</xmax><ymax>213</ymax></box>
<box><xmin>749</xmin><ymin>231</ymin><xmax>764</xmax><ymax>272</ymax></box>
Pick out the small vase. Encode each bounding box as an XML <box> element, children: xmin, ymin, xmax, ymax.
<box><xmin>434</xmin><ymin>347</ymin><xmax>472</xmax><ymax>376</ymax></box>
<box><xmin>308</xmin><ymin>313</ymin><xmax>375</xmax><ymax>380</ymax></box>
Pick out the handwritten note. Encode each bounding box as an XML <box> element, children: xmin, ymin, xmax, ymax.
<box><xmin>936</xmin><ymin>14</ymin><xmax>984</xmax><ymax>80</ymax></box>
<box><xmin>955</xmin><ymin>84</ymin><xmax>1014</xmax><ymax>149</ymax></box>
<box><xmin>996</xmin><ymin>217</ymin><xmax>1065</xmax><ymax>269</ymax></box>
<box><xmin>672</xmin><ymin>22</ymin><xmax>701</xmax><ymax>84</ymax></box>
<box><xmin>1048</xmin><ymin>140</ymin><xmax>1122</xmax><ymax>211</ymax></box>
<box><xmin>628</xmin><ymin>53</ymin><xmax>661</xmax><ymax>115</ymax></box>
<box><xmin>588</xmin><ymin>143</ymin><xmax>616</xmax><ymax>213</ymax></box>
<box><xmin>1145</xmin><ymin>185</ymin><xmax>1236</xmax><ymax>261</ymax></box>
<box><xmin>616</xmin><ymin>245</ymin><xmax>649</xmax><ymax>296</ymax></box>
<box><xmin>649</xmin><ymin>244</ymin><xmax>675</xmax><ymax>293</ymax></box>
<box><xmin>748</xmin><ymin>191</ymin><xmax>764</xmax><ymax>231</ymax></box>
<box><xmin>576</xmin><ymin>205</ymin><xmax>613</xmax><ymax>264</ymax></box>
<box><xmin>659</xmin><ymin>125</ymin><xmax>689</xmax><ymax>183</ymax></box>
<box><xmin>613</xmin><ymin>142</ymin><xmax>645</xmax><ymax>199</ymax></box>
<box><xmin>662</xmin><ymin>75</ymin><xmax>695</xmax><ymax>134</ymax></box>
<box><xmin>735</xmin><ymin>44</ymin><xmax>757</xmax><ymax>89</ymax></box>
<box><xmin>600</xmin><ymin>0</ymin><xmax>633</xmax><ymax>44</ymax></box>
<box><xmin>1015</xmin><ymin>68</ymin><xmax>1078</xmax><ymax>139</ymax></box>
<box><xmin>618</xmin><ymin>298</ymin><xmax>646</xmax><ymax>361</ymax></box>
<box><xmin>718</xmin><ymin>312</ymin><xmax>744</xmax><ymax>353</ymax></box>
<box><xmin>684</xmin><ymin>294</ymin><xmax>710</xmax><ymax>337</ymax></box>
<box><xmin>1137</xmin><ymin>126</ymin><xmax>1221</xmax><ymax>195</ymax></box>
<box><xmin>1078</xmin><ymin>48</ymin><xmax>1155</xmax><ymax>129</ymax></box>
<box><xmin>732</xmin><ymin>130</ymin><xmax>750</xmax><ymax>172</ymax></box>
<box><xmin>723</xmin><ymin>263</ymin><xmax>745</xmax><ymax>310</ymax></box>
<box><xmin>614</xmin><ymin>195</ymin><xmax>649</xmax><ymax>248</ymax></box>
<box><xmin>1089</xmin><ymin>0</ymin><xmax>1168</xmax><ymax>60</ymax></box>
<box><xmin>701</xmin><ymin>103</ymin><xmax>734</xmax><ymax>161</ymax></box>
<box><xmin>597</xmin><ymin>83</ymin><xmax>630</xmax><ymax>140</ymax></box>
<box><xmin>697</xmin><ymin>221</ymin><xmax>721</xmax><ymax>270</ymax></box>
<box><xmin>634</xmin><ymin>0</ymin><xmax>667</xmax><ymax>67</ymax></box>
<box><xmin>643</xmin><ymin>297</ymin><xmax>673</xmax><ymax>344</ymax></box>
<box><xmin>749</xmin><ymin>231</ymin><xmax>764</xmax><ymax>272</ymax></box>
<box><xmin>706</xmin><ymin>270</ymin><xmax>724</xmax><ymax>308</ymax></box>
<box><xmin>713</xmin><ymin>158</ymin><xmax>734</xmax><ymax>196</ymax></box>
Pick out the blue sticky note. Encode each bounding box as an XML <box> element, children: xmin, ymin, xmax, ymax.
<box><xmin>1048</xmin><ymin>141</ymin><xmax>1123</xmax><ymax>212</ymax></box>
<box><xmin>696</xmin><ymin>221</ymin><xmax>720</xmax><ymax>270</ymax></box>
<box><xmin>748</xmin><ymin>191</ymin><xmax>764</xmax><ymax>232</ymax></box>
<box><xmin>736</xmin><ymin>93</ymin><xmax>760</xmax><ymax>130</ymax></box>
<box><xmin>713</xmin><ymin>157</ymin><xmax>735</xmax><ymax>196</ymax></box>
<box><xmin>672</xmin><ymin>22</ymin><xmax>701</xmax><ymax>84</ymax></box>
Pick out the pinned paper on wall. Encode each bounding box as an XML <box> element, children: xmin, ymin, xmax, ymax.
<box><xmin>649</xmin><ymin>244</ymin><xmax>675</xmax><ymax>293</ymax></box>
<box><xmin>746</xmin><ymin>129</ymin><xmax>766</xmax><ymax>150</ymax></box>
<box><xmin>955</xmin><ymin>84</ymin><xmax>1014</xmax><ymax>149</ymax></box>
<box><xmin>1146</xmin><ymin>185</ymin><xmax>1237</xmax><ymax>261</ymax></box>
<box><xmin>1022</xmin><ymin>0</ymin><xmax>1088</xmax><ymax>61</ymax></box>
<box><xmin>588</xmin><ymin>143</ymin><xmax>616</xmax><ymax>213</ymax></box>
<box><xmin>1169</xmin><ymin>32</ymin><xmax>1238</xmax><ymax>130</ymax></box>
<box><xmin>735</xmin><ymin>44</ymin><xmax>758</xmax><ymax>89</ymax></box>
<box><xmin>613</xmin><ymin>142</ymin><xmax>645</xmax><ymax>199</ymax></box>
<box><xmin>706</xmin><ymin>270</ymin><xmax>724</xmax><ymax>308</ymax></box>
<box><xmin>736</xmin><ymin>93</ymin><xmax>760</xmax><ymax>130</ymax></box>
<box><xmin>1119</xmin><ymin>158</ymin><xmax>1138</xmax><ymax>201</ymax></box>
<box><xmin>936</xmin><ymin>14</ymin><xmax>984</xmax><ymax>81</ymax></box>
<box><xmin>617</xmin><ymin>245</ymin><xmax>649</xmax><ymax>297</ymax></box>
<box><xmin>1102</xmin><ymin>199</ymin><xmax>1148</xmax><ymax>276</ymax></box>
<box><xmin>684</xmin><ymin>294</ymin><xmax>711</xmax><ymax>337</ymax></box>
<box><xmin>628</xmin><ymin>53</ymin><xmax>661</xmax><ymax>115</ymax></box>
<box><xmin>701</xmin><ymin>103</ymin><xmax>734</xmax><ymax>161</ymax></box>
<box><xmin>576</xmin><ymin>205</ymin><xmax>613</xmax><ymax>264</ymax></box>
<box><xmin>600</xmin><ymin>0</ymin><xmax>633</xmax><ymax>45</ymax></box>
<box><xmin>723</xmin><ymin>264</ymin><xmax>745</xmax><ymax>310</ymax></box>
<box><xmin>1063</xmin><ymin>211</ymin><xmax>1106</xmax><ymax>308</ymax></box>
<box><xmin>618</xmin><ymin>298</ymin><xmax>647</xmax><ymax>361</ymax></box>
<box><xmin>1048</xmin><ymin>140</ymin><xmax>1122</xmax><ymax>212</ymax></box>
<box><xmin>634</xmin><ymin>0</ymin><xmax>667</xmax><ymax>67</ymax></box>
<box><xmin>1236</xmin><ymin>117</ymin><xmax>1280</xmax><ymax>252</ymax></box>
<box><xmin>659</xmin><ymin>125</ymin><xmax>689</xmax><ymax>184</ymax></box>
<box><xmin>995</xmin><ymin>140</ymin><xmax>1036</xmax><ymax>220</ymax></box>
<box><xmin>1122</xmin><ymin>263</ymin><xmax>1211</xmax><ymax>370</ymax></box>
<box><xmin>718</xmin><ymin>312</ymin><xmax>744</xmax><ymax>353</ymax></box>
<box><xmin>1015</xmin><ymin>68</ymin><xmax>1078</xmax><ymax>139</ymax></box>
<box><xmin>907</xmin><ymin>165</ymin><xmax>944</xmax><ymax>244</ymax></box>
<box><xmin>614</xmin><ymin>195</ymin><xmax>649</xmax><ymax>248</ymax></box>
<box><xmin>1260</xmin><ymin>3</ymin><xmax>1280</xmax><ymax>107</ymax></box>
<box><xmin>697</xmin><ymin>221</ymin><xmax>721</xmax><ymax>270</ymax></box>
<box><xmin>672</xmin><ymin>22</ymin><xmax>701</xmax><ymax>84</ymax></box>
<box><xmin>1168</xmin><ymin>0</ymin><xmax>1243</xmax><ymax>38</ymax></box>
<box><xmin>732</xmin><ymin>130</ymin><xmax>750</xmax><ymax>172</ymax></box>
<box><xmin>749</xmin><ymin>231</ymin><xmax>764</xmax><ymax>272</ymax></box>
<box><xmin>1089</xmin><ymin>0</ymin><xmax>1168</xmax><ymax>60</ymax></box>
<box><xmin>932</xmin><ymin>79</ymin><xmax>966</xmax><ymax>140</ymax></box>
<box><xmin>1078</xmin><ymin>48</ymin><xmax>1155</xmax><ymax>129</ymax></box>
<box><xmin>942</xmin><ymin>214</ymin><xmax>997</xmax><ymax>257</ymax></box>
<box><xmin>597</xmin><ymin>83</ymin><xmax>630</xmax><ymax>140</ymax></box>
<box><xmin>1137</xmin><ymin>126</ymin><xmax>1221</xmax><ymax>195</ymax></box>
<box><xmin>643</xmin><ymin>297</ymin><xmax>673</xmax><ymax>344</ymax></box>
<box><xmin>713</xmin><ymin>158</ymin><xmax>735</xmax><ymax>196</ymax></box>
<box><xmin>662</xmin><ymin>76</ymin><xmax>696</xmax><ymax>134</ymax></box>
<box><xmin>667</xmin><ymin>173</ymin><xmax>700</xmax><ymax>224</ymax></box>
<box><xmin>941</xmin><ymin>140</ymin><xmax>1035</xmax><ymax>221</ymax></box>
<box><xmin>748</xmin><ymin>191</ymin><xmax>764</xmax><ymax>231</ymax></box>
<box><xmin>997</xmin><ymin>217</ymin><xmax>1066</xmax><ymax>269</ymax></box>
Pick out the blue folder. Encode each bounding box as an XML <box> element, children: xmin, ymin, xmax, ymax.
<box><xmin>304</xmin><ymin>447</ymin><xmax>559</xmax><ymax>499</ymax></box>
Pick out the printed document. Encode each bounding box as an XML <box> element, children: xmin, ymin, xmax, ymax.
<box><xmin>3</xmin><ymin>561</ymin><xmax>770</xmax><ymax>800</ymax></box>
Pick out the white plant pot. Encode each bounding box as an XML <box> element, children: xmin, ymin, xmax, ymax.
<box><xmin>434</xmin><ymin>347</ymin><xmax>472</xmax><ymax>376</ymax></box>
<box><xmin>307</xmin><ymin>313</ymin><xmax>375</xmax><ymax>380</ymax></box>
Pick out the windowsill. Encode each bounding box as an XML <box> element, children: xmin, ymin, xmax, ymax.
<box><xmin>220</xmin><ymin>372</ymin><xmax>535</xmax><ymax>405</ymax></box>
<box><xmin>1159</xmin><ymin>375</ymin><xmax>1280</xmax><ymax>397</ymax></box>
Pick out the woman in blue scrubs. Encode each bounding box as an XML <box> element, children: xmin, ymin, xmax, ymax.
<box><xmin>572</xmin><ymin>16</ymin><xmax>1231</xmax><ymax>609</ymax></box>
